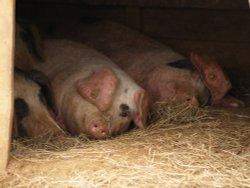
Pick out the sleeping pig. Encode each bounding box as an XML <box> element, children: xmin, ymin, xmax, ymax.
<box><xmin>15</xmin><ymin>21</ymin><xmax>45</xmax><ymax>71</ymax></box>
<box><xmin>14</xmin><ymin>68</ymin><xmax>64</xmax><ymax>138</ymax></box>
<box><xmin>37</xmin><ymin>39</ymin><xmax>149</xmax><ymax>138</ymax></box>
<box><xmin>49</xmin><ymin>21</ymin><xmax>244</xmax><ymax>108</ymax></box>
<box><xmin>14</xmin><ymin>21</ymin><xmax>64</xmax><ymax>138</ymax></box>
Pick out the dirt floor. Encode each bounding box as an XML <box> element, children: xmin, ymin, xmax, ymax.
<box><xmin>0</xmin><ymin>106</ymin><xmax>250</xmax><ymax>188</ymax></box>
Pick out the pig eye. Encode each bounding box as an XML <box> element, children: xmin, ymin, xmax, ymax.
<box><xmin>208</xmin><ymin>73</ymin><xmax>216</xmax><ymax>81</ymax></box>
<box><xmin>119</xmin><ymin>104</ymin><xmax>130</xmax><ymax>117</ymax></box>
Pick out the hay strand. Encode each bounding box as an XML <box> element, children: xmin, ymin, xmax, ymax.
<box><xmin>1</xmin><ymin>103</ymin><xmax>250</xmax><ymax>187</ymax></box>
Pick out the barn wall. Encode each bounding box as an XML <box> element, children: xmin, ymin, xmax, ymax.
<box><xmin>17</xmin><ymin>1</ymin><xmax>250</xmax><ymax>87</ymax></box>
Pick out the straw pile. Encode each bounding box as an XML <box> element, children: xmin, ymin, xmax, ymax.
<box><xmin>1</xmin><ymin>103</ymin><xmax>250</xmax><ymax>188</ymax></box>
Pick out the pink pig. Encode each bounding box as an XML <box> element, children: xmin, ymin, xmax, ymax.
<box><xmin>38</xmin><ymin>39</ymin><xmax>149</xmax><ymax>139</ymax></box>
<box><xmin>50</xmin><ymin>21</ymin><xmax>244</xmax><ymax>108</ymax></box>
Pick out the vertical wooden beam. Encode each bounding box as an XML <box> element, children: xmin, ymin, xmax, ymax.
<box><xmin>125</xmin><ymin>7</ymin><xmax>141</xmax><ymax>31</ymax></box>
<box><xmin>0</xmin><ymin>0</ymin><xmax>15</xmax><ymax>173</ymax></box>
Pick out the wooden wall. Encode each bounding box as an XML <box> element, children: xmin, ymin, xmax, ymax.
<box><xmin>0</xmin><ymin>0</ymin><xmax>15</xmax><ymax>174</ymax></box>
<box><xmin>17</xmin><ymin>1</ymin><xmax>250</xmax><ymax>88</ymax></box>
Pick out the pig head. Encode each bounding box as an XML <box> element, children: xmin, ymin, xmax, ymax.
<box><xmin>38</xmin><ymin>39</ymin><xmax>149</xmax><ymax>138</ymax></box>
<box><xmin>49</xmin><ymin>21</ymin><xmax>244</xmax><ymax>108</ymax></box>
<box><xmin>14</xmin><ymin>68</ymin><xmax>64</xmax><ymax>138</ymax></box>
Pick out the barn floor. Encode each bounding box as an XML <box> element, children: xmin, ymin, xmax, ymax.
<box><xmin>0</xmin><ymin>105</ymin><xmax>250</xmax><ymax>188</ymax></box>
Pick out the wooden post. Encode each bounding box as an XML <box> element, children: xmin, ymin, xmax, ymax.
<box><xmin>0</xmin><ymin>0</ymin><xmax>15</xmax><ymax>173</ymax></box>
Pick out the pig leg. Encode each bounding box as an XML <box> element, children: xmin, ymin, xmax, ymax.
<box><xmin>213</xmin><ymin>94</ymin><xmax>245</xmax><ymax>108</ymax></box>
<box><xmin>77</xmin><ymin>68</ymin><xmax>119</xmax><ymax>112</ymax></box>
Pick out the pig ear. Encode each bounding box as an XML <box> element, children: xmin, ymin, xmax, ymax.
<box><xmin>133</xmin><ymin>90</ymin><xmax>150</xmax><ymax>128</ymax></box>
<box><xmin>76</xmin><ymin>68</ymin><xmax>119</xmax><ymax>112</ymax></box>
<box><xmin>18</xmin><ymin>21</ymin><xmax>45</xmax><ymax>62</ymax></box>
<box><xmin>190</xmin><ymin>52</ymin><xmax>231</xmax><ymax>103</ymax></box>
<box><xmin>28</xmin><ymin>24</ymin><xmax>45</xmax><ymax>62</ymax></box>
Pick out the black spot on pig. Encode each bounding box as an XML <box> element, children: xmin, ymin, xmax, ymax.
<box><xmin>15</xmin><ymin>67</ymin><xmax>57</xmax><ymax>114</ymax></box>
<box><xmin>14</xmin><ymin>98</ymin><xmax>29</xmax><ymax>137</ymax></box>
<box><xmin>17</xmin><ymin>20</ymin><xmax>44</xmax><ymax>62</ymax></box>
<box><xmin>119</xmin><ymin>104</ymin><xmax>130</xmax><ymax>117</ymax></box>
<box><xmin>14</xmin><ymin>98</ymin><xmax>29</xmax><ymax>121</ymax></box>
<box><xmin>168</xmin><ymin>59</ymin><xmax>196</xmax><ymax>71</ymax></box>
<box><xmin>28</xmin><ymin>70</ymin><xmax>58</xmax><ymax>113</ymax></box>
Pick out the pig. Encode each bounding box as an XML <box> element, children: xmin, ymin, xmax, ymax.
<box><xmin>37</xmin><ymin>39</ymin><xmax>149</xmax><ymax>139</ymax></box>
<box><xmin>14</xmin><ymin>68</ymin><xmax>64</xmax><ymax>138</ymax></box>
<box><xmin>14</xmin><ymin>21</ymin><xmax>64</xmax><ymax>138</ymax></box>
<box><xmin>15</xmin><ymin>21</ymin><xmax>45</xmax><ymax>71</ymax></box>
<box><xmin>49</xmin><ymin>21</ymin><xmax>244</xmax><ymax>108</ymax></box>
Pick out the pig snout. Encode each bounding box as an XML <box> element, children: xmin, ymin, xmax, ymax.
<box><xmin>89</xmin><ymin>121</ymin><xmax>108</xmax><ymax>138</ymax></box>
<box><xmin>84</xmin><ymin>113</ymin><xmax>110</xmax><ymax>139</ymax></box>
<box><xmin>62</xmin><ymin>93</ymin><xmax>111</xmax><ymax>139</ymax></box>
<box><xmin>185</xmin><ymin>96</ymin><xmax>199</xmax><ymax>108</ymax></box>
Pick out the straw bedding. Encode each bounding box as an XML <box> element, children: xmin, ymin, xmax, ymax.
<box><xmin>1</xmin><ymin>103</ymin><xmax>250</xmax><ymax>188</ymax></box>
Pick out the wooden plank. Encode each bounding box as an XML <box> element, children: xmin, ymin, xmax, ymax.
<box><xmin>17</xmin><ymin>3</ymin><xmax>126</xmax><ymax>23</ymax></box>
<box><xmin>143</xmin><ymin>8</ymin><xmax>250</xmax><ymax>43</ymax></box>
<box><xmin>125</xmin><ymin>7</ymin><xmax>141</xmax><ymax>31</ymax></box>
<box><xmin>17</xmin><ymin>0</ymin><xmax>250</xmax><ymax>10</ymax></box>
<box><xmin>0</xmin><ymin>0</ymin><xmax>15</xmax><ymax>173</ymax></box>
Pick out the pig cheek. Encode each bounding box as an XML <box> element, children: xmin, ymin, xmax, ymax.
<box><xmin>106</xmin><ymin>108</ymin><xmax>131</xmax><ymax>136</ymax></box>
<box><xmin>204</xmin><ymin>66</ymin><xmax>231</xmax><ymax>103</ymax></box>
<box><xmin>111</xmin><ymin>117</ymin><xmax>131</xmax><ymax>136</ymax></box>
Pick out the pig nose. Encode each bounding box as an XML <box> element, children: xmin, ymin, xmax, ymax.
<box><xmin>91</xmin><ymin>123</ymin><xmax>108</xmax><ymax>138</ymax></box>
<box><xmin>186</xmin><ymin>97</ymin><xmax>199</xmax><ymax>107</ymax></box>
<box><xmin>119</xmin><ymin>104</ymin><xmax>130</xmax><ymax>117</ymax></box>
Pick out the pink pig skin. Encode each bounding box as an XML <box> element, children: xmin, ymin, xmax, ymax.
<box><xmin>38</xmin><ymin>39</ymin><xmax>149</xmax><ymax>138</ymax></box>
<box><xmin>50</xmin><ymin>21</ymin><xmax>208</xmax><ymax>107</ymax></box>
<box><xmin>50</xmin><ymin>21</ymin><xmax>244</xmax><ymax>108</ymax></box>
